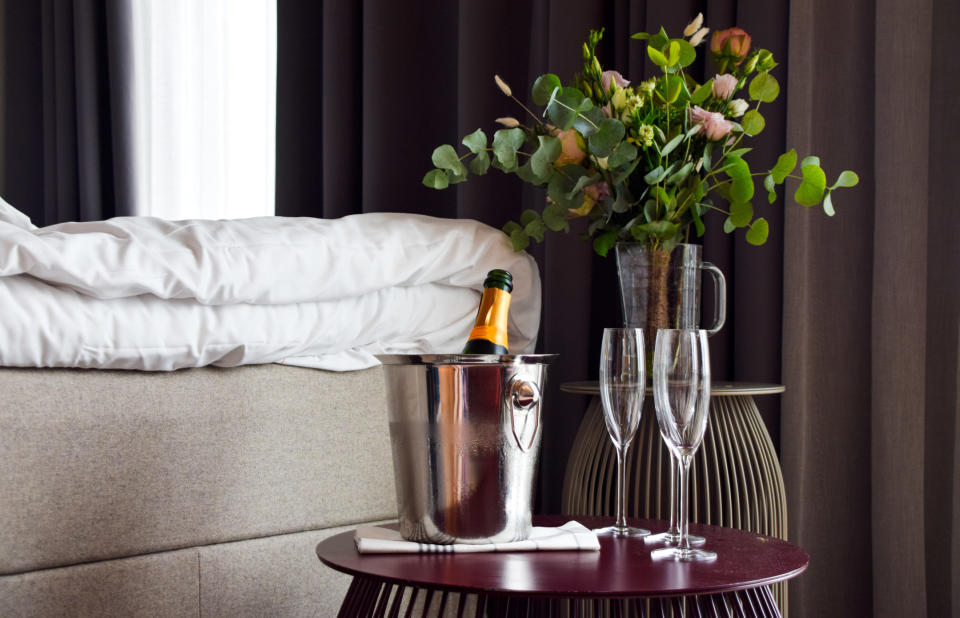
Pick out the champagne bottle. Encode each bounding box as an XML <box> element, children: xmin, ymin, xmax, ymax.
<box><xmin>462</xmin><ymin>269</ymin><xmax>513</xmax><ymax>354</ymax></box>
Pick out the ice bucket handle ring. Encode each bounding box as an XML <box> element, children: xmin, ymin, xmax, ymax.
<box><xmin>507</xmin><ymin>378</ymin><xmax>541</xmax><ymax>452</ymax></box>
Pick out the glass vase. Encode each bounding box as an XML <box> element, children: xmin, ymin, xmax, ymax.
<box><xmin>614</xmin><ymin>242</ymin><xmax>726</xmax><ymax>349</ymax></box>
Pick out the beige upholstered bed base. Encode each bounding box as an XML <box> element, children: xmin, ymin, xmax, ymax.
<box><xmin>0</xmin><ymin>364</ymin><xmax>396</xmax><ymax>616</ymax></box>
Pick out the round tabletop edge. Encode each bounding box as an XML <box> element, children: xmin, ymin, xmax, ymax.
<box><xmin>316</xmin><ymin>516</ymin><xmax>809</xmax><ymax>599</ymax></box>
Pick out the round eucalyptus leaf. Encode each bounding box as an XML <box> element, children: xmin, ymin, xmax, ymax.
<box><xmin>831</xmin><ymin>170</ymin><xmax>860</xmax><ymax>189</ymax></box>
<box><xmin>588</xmin><ymin>118</ymin><xmax>626</xmax><ymax>158</ymax></box>
<box><xmin>546</xmin><ymin>87</ymin><xmax>592</xmax><ymax>130</ymax></box>
<box><xmin>795</xmin><ymin>164</ymin><xmax>827</xmax><ymax>206</ymax></box>
<box><xmin>822</xmin><ymin>192</ymin><xmax>836</xmax><ymax>216</ymax></box>
<box><xmin>770</xmin><ymin>149</ymin><xmax>797</xmax><ymax>183</ymax></box>
<box><xmin>462</xmin><ymin>129</ymin><xmax>487</xmax><ymax>155</ymax></box>
<box><xmin>801</xmin><ymin>155</ymin><xmax>821</xmax><ymax>169</ymax></box>
<box><xmin>608</xmin><ymin>141</ymin><xmax>638</xmax><ymax>168</ymax></box>
<box><xmin>530</xmin><ymin>135</ymin><xmax>562</xmax><ymax>180</ymax></box>
<box><xmin>509</xmin><ymin>227</ymin><xmax>531</xmax><ymax>251</ymax></box>
<box><xmin>729</xmin><ymin>201</ymin><xmax>754</xmax><ymax>227</ymax></box>
<box><xmin>593</xmin><ymin>231</ymin><xmax>619</xmax><ymax>257</ymax></box>
<box><xmin>532</xmin><ymin>74</ymin><xmax>562</xmax><ymax>106</ymax></box>
<box><xmin>748</xmin><ymin>73</ymin><xmax>780</xmax><ymax>103</ymax></box>
<box><xmin>469</xmin><ymin>151</ymin><xmax>490</xmax><ymax>175</ymax></box>
<box><xmin>422</xmin><ymin>169</ymin><xmax>449</xmax><ymax>189</ymax></box>
<box><xmin>523</xmin><ymin>213</ymin><xmax>546</xmax><ymax>242</ymax></box>
<box><xmin>431</xmin><ymin>145</ymin><xmax>465</xmax><ymax>176</ymax></box>
<box><xmin>746</xmin><ymin>218</ymin><xmax>769</xmax><ymax>245</ymax></box>
<box><xmin>741</xmin><ymin>110</ymin><xmax>765</xmax><ymax>136</ymax></box>
<box><xmin>573</xmin><ymin>107</ymin><xmax>605</xmax><ymax>138</ymax></box>
<box><xmin>492</xmin><ymin>128</ymin><xmax>525</xmax><ymax>170</ymax></box>
<box><xmin>543</xmin><ymin>203</ymin><xmax>571</xmax><ymax>231</ymax></box>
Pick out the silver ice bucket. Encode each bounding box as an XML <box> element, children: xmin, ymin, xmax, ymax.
<box><xmin>377</xmin><ymin>354</ymin><xmax>556</xmax><ymax>544</ymax></box>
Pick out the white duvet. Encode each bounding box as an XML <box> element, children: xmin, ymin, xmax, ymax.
<box><xmin>0</xmin><ymin>199</ymin><xmax>541</xmax><ymax>371</ymax></box>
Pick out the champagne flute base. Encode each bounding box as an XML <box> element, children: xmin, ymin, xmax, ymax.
<box><xmin>650</xmin><ymin>546</ymin><xmax>717</xmax><ymax>562</ymax></box>
<box><xmin>593</xmin><ymin>524</ymin><xmax>650</xmax><ymax>537</ymax></box>
<box><xmin>644</xmin><ymin>531</ymin><xmax>705</xmax><ymax>546</ymax></box>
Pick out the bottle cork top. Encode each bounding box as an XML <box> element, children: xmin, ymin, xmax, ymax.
<box><xmin>484</xmin><ymin>269</ymin><xmax>513</xmax><ymax>293</ymax></box>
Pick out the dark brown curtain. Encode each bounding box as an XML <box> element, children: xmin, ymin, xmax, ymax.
<box><xmin>284</xmin><ymin>0</ymin><xmax>959</xmax><ymax>615</ymax></box>
<box><xmin>782</xmin><ymin>0</ymin><xmax>960</xmax><ymax>616</ymax></box>
<box><xmin>0</xmin><ymin>0</ymin><xmax>135</xmax><ymax>226</ymax></box>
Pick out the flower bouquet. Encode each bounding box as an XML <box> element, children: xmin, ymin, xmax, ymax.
<box><xmin>423</xmin><ymin>16</ymin><xmax>858</xmax><ymax>257</ymax></box>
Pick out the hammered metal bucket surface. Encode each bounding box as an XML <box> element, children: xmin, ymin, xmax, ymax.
<box><xmin>377</xmin><ymin>354</ymin><xmax>556</xmax><ymax>544</ymax></box>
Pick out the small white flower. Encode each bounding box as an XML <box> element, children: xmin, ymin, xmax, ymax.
<box><xmin>494</xmin><ymin>74</ymin><xmax>512</xmax><ymax>97</ymax></box>
<box><xmin>683</xmin><ymin>13</ymin><xmax>704</xmax><ymax>37</ymax></box>
<box><xmin>728</xmin><ymin>98</ymin><xmax>749</xmax><ymax>118</ymax></box>
<box><xmin>689</xmin><ymin>27</ymin><xmax>710</xmax><ymax>47</ymax></box>
<box><xmin>619</xmin><ymin>94</ymin><xmax>644</xmax><ymax>123</ymax></box>
<box><xmin>636</xmin><ymin>125</ymin><xmax>655</xmax><ymax>148</ymax></box>
<box><xmin>495</xmin><ymin>117</ymin><xmax>520</xmax><ymax>128</ymax></box>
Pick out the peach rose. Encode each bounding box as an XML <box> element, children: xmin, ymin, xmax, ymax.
<box><xmin>710</xmin><ymin>27</ymin><xmax>752</xmax><ymax>65</ymax></box>
<box><xmin>554</xmin><ymin>129</ymin><xmax>586</xmax><ymax>166</ymax></box>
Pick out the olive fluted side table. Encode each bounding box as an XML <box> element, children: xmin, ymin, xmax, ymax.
<box><xmin>561</xmin><ymin>382</ymin><xmax>789</xmax><ymax>613</ymax></box>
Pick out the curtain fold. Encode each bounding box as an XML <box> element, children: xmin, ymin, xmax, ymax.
<box><xmin>783</xmin><ymin>0</ymin><xmax>959</xmax><ymax>616</ymax></box>
<box><xmin>1</xmin><ymin>0</ymin><xmax>134</xmax><ymax>226</ymax></box>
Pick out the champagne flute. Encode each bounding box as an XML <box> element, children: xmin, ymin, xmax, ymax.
<box><xmin>594</xmin><ymin>328</ymin><xmax>650</xmax><ymax>537</ymax></box>
<box><xmin>650</xmin><ymin>329</ymin><xmax>715</xmax><ymax>561</ymax></box>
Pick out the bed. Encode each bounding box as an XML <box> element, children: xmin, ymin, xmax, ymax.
<box><xmin>0</xmin><ymin>200</ymin><xmax>541</xmax><ymax>616</ymax></box>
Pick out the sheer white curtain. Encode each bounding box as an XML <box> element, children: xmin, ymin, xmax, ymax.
<box><xmin>129</xmin><ymin>0</ymin><xmax>276</xmax><ymax>219</ymax></box>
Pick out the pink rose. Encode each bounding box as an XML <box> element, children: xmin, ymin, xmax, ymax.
<box><xmin>600</xmin><ymin>70</ymin><xmax>630</xmax><ymax>94</ymax></box>
<box><xmin>702</xmin><ymin>114</ymin><xmax>734</xmax><ymax>141</ymax></box>
<box><xmin>688</xmin><ymin>105</ymin><xmax>712</xmax><ymax>124</ymax></box>
<box><xmin>712</xmin><ymin>74</ymin><xmax>738</xmax><ymax>100</ymax></box>
<box><xmin>689</xmin><ymin>105</ymin><xmax>734</xmax><ymax>141</ymax></box>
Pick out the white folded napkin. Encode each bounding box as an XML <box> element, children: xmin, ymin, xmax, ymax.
<box><xmin>354</xmin><ymin>521</ymin><xmax>600</xmax><ymax>554</ymax></box>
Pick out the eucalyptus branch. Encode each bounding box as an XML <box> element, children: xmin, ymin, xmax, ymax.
<box><xmin>511</xmin><ymin>96</ymin><xmax>547</xmax><ymax>128</ymax></box>
<box><xmin>424</xmin><ymin>26</ymin><xmax>856</xmax><ymax>255</ymax></box>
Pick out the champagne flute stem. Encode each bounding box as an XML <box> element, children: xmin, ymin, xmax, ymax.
<box><xmin>678</xmin><ymin>453</ymin><xmax>692</xmax><ymax>551</ymax></box>
<box><xmin>615</xmin><ymin>447</ymin><xmax>627</xmax><ymax>529</ymax></box>
<box><xmin>669</xmin><ymin>459</ymin><xmax>679</xmax><ymax>536</ymax></box>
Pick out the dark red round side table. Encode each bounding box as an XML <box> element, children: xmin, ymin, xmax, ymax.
<box><xmin>316</xmin><ymin>515</ymin><xmax>808</xmax><ymax>617</ymax></box>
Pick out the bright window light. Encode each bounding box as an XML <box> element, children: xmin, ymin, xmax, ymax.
<box><xmin>129</xmin><ymin>0</ymin><xmax>277</xmax><ymax>220</ymax></box>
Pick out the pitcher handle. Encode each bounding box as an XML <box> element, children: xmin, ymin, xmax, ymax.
<box><xmin>700</xmin><ymin>262</ymin><xmax>726</xmax><ymax>336</ymax></box>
